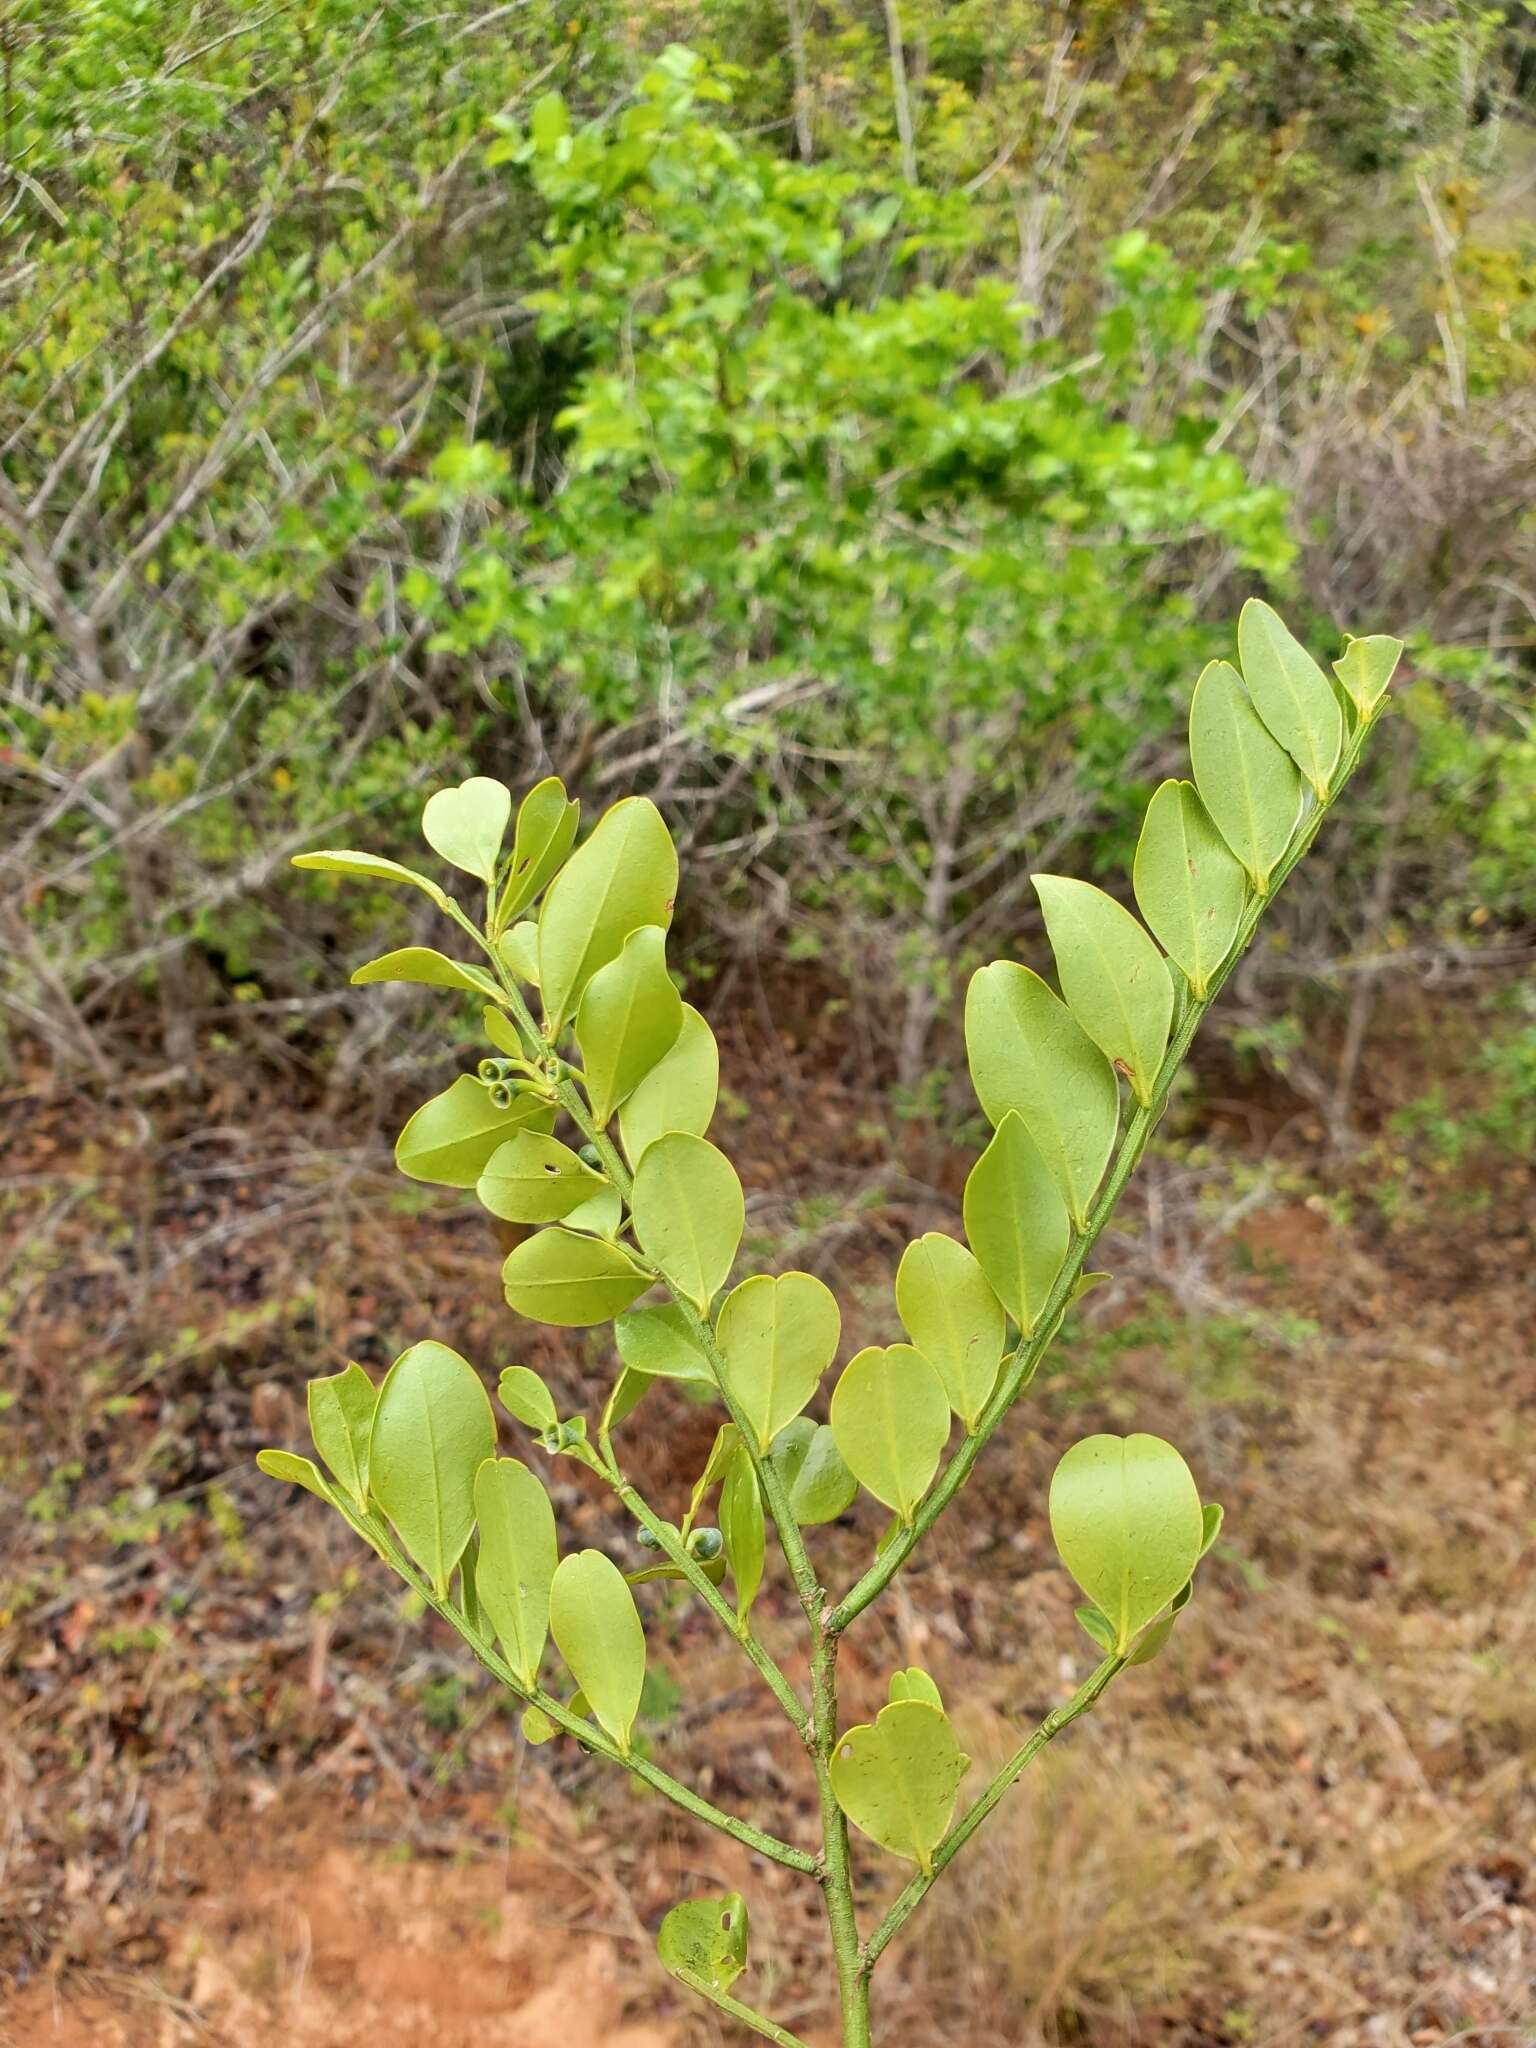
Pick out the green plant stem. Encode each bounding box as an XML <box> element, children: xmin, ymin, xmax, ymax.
<box><xmin>831</xmin><ymin>701</ymin><xmax>1386</xmax><ymax>1634</ymax></box>
<box><xmin>810</xmin><ymin>1622</ymin><xmax>873</xmax><ymax>2047</ymax></box>
<box><xmin>862</xmin><ymin>1654</ymin><xmax>1124</xmax><ymax>1969</ymax></box>
<box><xmin>338</xmin><ymin>1497</ymin><xmax>817</xmax><ymax>1876</ymax></box>
<box><xmin>674</xmin><ymin>1977</ymin><xmax>815</xmax><ymax>2048</ymax></box>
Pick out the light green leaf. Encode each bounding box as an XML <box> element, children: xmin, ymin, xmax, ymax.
<box><xmin>719</xmin><ymin>1445</ymin><xmax>765</xmax><ymax>1623</ymax></box>
<box><xmin>1132</xmin><ymin>780</ymin><xmax>1248</xmax><ymax>999</ymax></box>
<box><xmin>1333</xmin><ymin>634</ymin><xmax>1403</xmax><ymax>715</ymax></box>
<box><xmin>575</xmin><ymin>925</ymin><xmax>683</xmax><ymax>1125</ymax></box>
<box><xmin>256</xmin><ymin>1448</ymin><xmax>335</xmax><ymax>1503</ymax></box>
<box><xmin>684</xmin><ymin>1424</ymin><xmax>742</xmax><ymax>1534</ymax></box>
<box><xmin>290</xmin><ymin>849</ymin><xmax>449</xmax><ymax>912</ymax></box>
<box><xmin>562</xmin><ymin>1182</ymin><xmax>624</xmax><ymax>1237</ymax></box>
<box><xmin>631</xmin><ymin>1133</ymin><xmax>742</xmax><ymax>1310</ymax></box>
<box><xmin>894</xmin><ymin>1233</ymin><xmax>1005</xmax><ymax>1431</ymax></box>
<box><xmin>521</xmin><ymin>1703</ymin><xmax>559</xmax><ymax>1746</ymax></box>
<box><xmin>538</xmin><ymin>797</ymin><xmax>678</xmax><ymax>1033</ymax></box>
<box><xmin>549</xmin><ymin>1549</ymin><xmax>646</xmax><ymax>1752</ymax></box>
<box><xmin>350</xmin><ymin>947</ymin><xmax>501</xmax><ymax>998</ymax></box>
<box><xmin>962</xmin><ymin>1113</ymin><xmax>1070</xmax><ymax>1331</ymax></box>
<box><xmin>502</xmin><ymin>1228</ymin><xmax>649</xmax><ymax>1328</ymax></box>
<box><xmin>964</xmin><ymin>962</ymin><xmax>1119</xmax><ymax>1225</ymax></box>
<box><xmin>368</xmin><ymin>1341</ymin><xmax>496</xmax><ymax>1597</ymax></box>
<box><xmin>499</xmin><ymin>923</ymin><xmax>541</xmax><ymax>986</ymax></box>
<box><xmin>830</xmin><ymin>1699</ymin><xmax>970</xmax><ymax>1872</ymax></box>
<box><xmin>768</xmin><ymin>1419</ymin><xmax>859</xmax><ymax>1526</ymax></box>
<box><xmin>1076</xmin><ymin>1603</ymin><xmax>1117</xmax><ymax>1654</ymax></box>
<box><xmin>1127</xmin><ymin>1577</ymin><xmax>1193</xmax><ymax>1666</ymax></box>
<box><xmin>307</xmin><ymin>1362</ymin><xmax>375</xmax><ymax>1510</ymax></box>
<box><xmin>498</xmin><ymin>1365</ymin><xmax>559</xmax><ymax>1434</ymax></box>
<box><xmin>1188</xmin><ymin>659</ymin><xmax>1304</xmax><ymax>893</ymax></box>
<box><xmin>619</xmin><ymin>1004</ymin><xmax>719</xmax><ymax>1164</ymax></box>
<box><xmin>422</xmin><ymin>775</ymin><xmax>512</xmax><ymax>883</ymax></box>
<box><xmin>498</xmin><ymin>776</ymin><xmax>579</xmax><ymax>925</ymax></box>
<box><xmin>396</xmin><ymin>1074</ymin><xmax>554</xmax><ymax>1188</ymax></box>
<box><xmin>829</xmin><ymin>1344</ymin><xmax>950</xmax><ymax>1525</ymax></box>
<box><xmin>604</xmin><ymin>1364</ymin><xmax>653</xmax><ymax>1430</ymax></box>
<box><xmin>1199</xmin><ymin>1500</ymin><xmax>1224</xmax><ymax>1557</ymax></box>
<box><xmin>1237</xmin><ymin>599</ymin><xmax>1342</xmax><ymax>798</ymax></box>
<box><xmin>1048</xmin><ymin>1432</ymin><xmax>1204</xmax><ymax>1654</ymax></box>
<box><xmin>1033</xmin><ymin>875</ymin><xmax>1173</xmax><ymax>1107</ymax></box>
<box><xmin>888</xmin><ymin>1667</ymin><xmax>943</xmax><ymax>1709</ymax></box>
<box><xmin>715</xmin><ymin>1270</ymin><xmax>840</xmax><ymax>1451</ymax></box>
<box><xmin>614</xmin><ymin>1301</ymin><xmax>716</xmax><ymax>1385</ymax></box>
<box><xmin>476</xmin><ymin>1130</ymin><xmax>605</xmax><ymax>1225</ymax></box>
<box><xmin>657</xmin><ymin>1894</ymin><xmax>749</xmax><ymax>1997</ymax></box>
<box><xmin>473</xmin><ymin>1456</ymin><xmax>558</xmax><ymax>1687</ymax></box>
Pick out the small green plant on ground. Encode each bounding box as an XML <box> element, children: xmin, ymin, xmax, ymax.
<box><xmin>262</xmin><ymin>605</ymin><xmax>1400</xmax><ymax>2045</ymax></box>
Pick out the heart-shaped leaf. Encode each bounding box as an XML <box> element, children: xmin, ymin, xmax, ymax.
<box><xmin>473</xmin><ymin>1457</ymin><xmax>558</xmax><ymax>1687</ymax></box>
<box><xmin>894</xmin><ymin>1233</ymin><xmax>1006</xmax><ymax>1431</ymax></box>
<box><xmin>1048</xmin><ymin>1432</ymin><xmax>1204</xmax><ymax>1653</ymax></box>
<box><xmin>829</xmin><ymin>1344</ymin><xmax>950</xmax><ymax>1524</ymax></box>
<box><xmin>1034</xmin><ymin>875</ymin><xmax>1173</xmax><ymax>1107</ymax></box>
<box><xmin>538</xmin><ymin>797</ymin><xmax>678</xmax><ymax>1032</ymax></box>
<box><xmin>498</xmin><ymin>1364</ymin><xmax>559</xmax><ymax>1433</ymax></box>
<box><xmin>422</xmin><ymin>775</ymin><xmax>512</xmax><ymax>882</ymax></box>
<box><xmin>350</xmin><ymin>947</ymin><xmax>501</xmax><ymax>998</ymax></box>
<box><xmin>290</xmin><ymin>850</ymin><xmax>449</xmax><ymax>911</ymax></box>
<box><xmin>497</xmin><ymin>775</ymin><xmax>579</xmax><ymax>925</ymax></box>
<box><xmin>962</xmin><ymin>1113</ymin><xmax>1070</xmax><ymax>1331</ymax></box>
<box><xmin>614</xmin><ymin>1301</ymin><xmax>716</xmax><ymax>1385</ymax></box>
<box><xmin>575</xmin><ymin>925</ymin><xmax>683</xmax><ymax>1125</ymax></box>
<box><xmin>1333</xmin><ymin>634</ymin><xmax>1402</xmax><ymax>715</ymax></box>
<box><xmin>965</xmin><ymin>961</ymin><xmax>1119</xmax><ymax>1225</ymax></box>
<box><xmin>888</xmin><ymin>1667</ymin><xmax>943</xmax><ymax>1708</ymax></box>
<box><xmin>618</xmin><ymin>1003</ymin><xmax>719</xmax><ymax>1165</ymax></box>
<box><xmin>830</xmin><ymin>1699</ymin><xmax>970</xmax><ymax>1871</ymax></box>
<box><xmin>549</xmin><ymin>1549</ymin><xmax>646</xmax><ymax>1752</ymax></box>
<box><xmin>476</xmin><ymin>1130</ymin><xmax>606</xmax><ymax>1225</ymax></box>
<box><xmin>368</xmin><ymin>1341</ymin><xmax>496</xmax><ymax>1596</ymax></box>
<box><xmin>631</xmin><ymin>1133</ymin><xmax>743</xmax><ymax>1310</ymax></box>
<box><xmin>715</xmin><ymin>1270</ymin><xmax>841</xmax><ymax>1451</ymax></box>
<box><xmin>1132</xmin><ymin>779</ymin><xmax>1248</xmax><ymax>999</ymax></box>
<box><xmin>1189</xmin><ymin>659</ymin><xmax>1303</xmax><ymax>893</ymax></box>
<box><xmin>1237</xmin><ymin>599</ymin><xmax>1342</xmax><ymax>798</ymax></box>
<box><xmin>719</xmin><ymin>1445</ymin><xmax>765</xmax><ymax>1623</ymax></box>
<box><xmin>396</xmin><ymin>1074</ymin><xmax>554</xmax><ymax>1188</ymax></box>
<box><xmin>307</xmin><ymin>1361</ymin><xmax>375</xmax><ymax>1510</ymax></box>
<box><xmin>502</xmin><ymin>1228</ymin><xmax>649</xmax><ymax>1327</ymax></box>
<box><xmin>657</xmin><ymin>1894</ymin><xmax>749</xmax><ymax>1996</ymax></box>
<box><xmin>767</xmin><ymin>1418</ymin><xmax>858</xmax><ymax>1526</ymax></box>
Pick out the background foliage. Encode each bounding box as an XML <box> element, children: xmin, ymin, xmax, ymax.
<box><xmin>2</xmin><ymin>0</ymin><xmax>1533</xmax><ymax>1106</ymax></box>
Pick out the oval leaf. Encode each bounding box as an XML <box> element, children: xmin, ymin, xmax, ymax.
<box><xmin>350</xmin><ymin>947</ymin><xmax>501</xmax><ymax>997</ymax></box>
<box><xmin>498</xmin><ymin>775</ymin><xmax>579</xmax><ymax>925</ymax></box>
<box><xmin>477</xmin><ymin>1130</ymin><xmax>606</xmax><ymax>1225</ymax></box>
<box><xmin>474</xmin><ymin>1457</ymin><xmax>558</xmax><ymax>1687</ymax></box>
<box><xmin>1132</xmin><ymin>780</ymin><xmax>1248</xmax><ymax>1000</ymax></box>
<box><xmin>715</xmin><ymin>1270</ymin><xmax>841</xmax><ymax>1452</ymax></box>
<box><xmin>657</xmin><ymin>1894</ymin><xmax>749</xmax><ymax>1996</ymax></box>
<box><xmin>962</xmin><ymin>1113</ymin><xmax>1070</xmax><ymax>1331</ymax></box>
<box><xmin>719</xmin><ymin>1446</ymin><xmax>765</xmax><ymax>1623</ymax></box>
<box><xmin>256</xmin><ymin>1448</ymin><xmax>335</xmax><ymax>1503</ymax></box>
<box><xmin>1048</xmin><ymin>1431</ymin><xmax>1204</xmax><ymax>1653</ymax></box>
<box><xmin>894</xmin><ymin>1233</ymin><xmax>1006</xmax><ymax>1432</ymax></box>
<box><xmin>619</xmin><ymin>1004</ymin><xmax>719</xmax><ymax>1164</ymax></box>
<box><xmin>562</xmin><ymin>1182</ymin><xmax>624</xmax><ymax>1237</ymax></box>
<box><xmin>964</xmin><ymin>961</ymin><xmax>1119</xmax><ymax>1226</ymax></box>
<box><xmin>307</xmin><ymin>1361</ymin><xmax>375</xmax><ymax>1510</ymax></box>
<box><xmin>422</xmin><ymin>775</ymin><xmax>512</xmax><ymax>883</ymax></box>
<box><xmin>1237</xmin><ymin>599</ymin><xmax>1342</xmax><ymax>799</ymax></box>
<box><xmin>290</xmin><ymin>849</ymin><xmax>448</xmax><ymax>911</ymax></box>
<box><xmin>538</xmin><ymin>797</ymin><xmax>678</xmax><ymax>1033</ymax></box>
<box><xmin>575</xmin><ymin>925</ymin><xmax>684</xmax><ymax>1126</ymax></box>
<box><xmin>549</xmin><ymin>1549</ymin><xmax>646</xmax><ymax>1752</ymax></box>
<box><xmin>830</xmin><ymin>1700</ymin><xmax>970</xmax><ymax>1872</ymax></box>
<box><xmin>768</xmin><ymin>1419</ymin><xmax>859</xmax><ymax>1526</ymax></box>
<box><xmin>614</xmin><ymin>1301</ymin><xmax>716</xmax><ymax>1385</ymax></box>
<box><xmin>368</xmin><ymin>1341</ymin><xmax>496</xmax><ymax>1597</ymax></box>
<box><xmin>498</xmin><ymin>1364</ymin><xmax>560</xmax><ymax>1433</ymax></box>
<box><xmin>1033</xmin><ymin>875</ymin><xmax>1173</xmax><ymax>1108</ymax></box>
<box><xmin>396</xmin><ymin>1073</ymin><xmax>554</xmax><ymax>1189</ymax></box>
<box><xmin>1333</xmin><ymin>634</ymin><xmax>1402</xmax><ymax>715</ymax></box>
<box><xmin>502</xmin><ymin>1228</ymin><xmax>649</xmax><ymax>1328</ymax></box>
<box><xmin>829</xmin><ymin>1344</ymin><xmax>950</xmax><ymax>1525</ymax></box>
<box><xmin>1188</xmin><ymin>659</ymin><xmax>1304</xmax><ymax>893</ymax></box>
<box><xmin>631</xmin><ymin>1133</ymin><xmax>743</xmax><ymax>1310</ymax></box>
